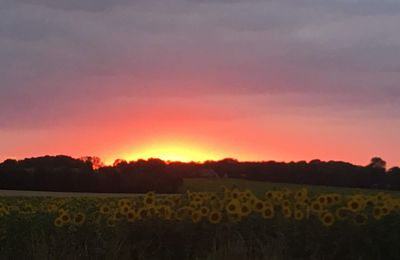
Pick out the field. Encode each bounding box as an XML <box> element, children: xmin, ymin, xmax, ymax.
<box><xmin>182</xmin><ymin>178</ymin><xmax>400</xmax><ymax>196</ymax></box>
<box><xmin>1</xmin><ymin>178</ymin><xmax>400</xmax><ymax>259</ymax></box>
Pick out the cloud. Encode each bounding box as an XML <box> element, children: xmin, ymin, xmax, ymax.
<box><xmin>0</xmin><ymin>0</ymin><xmax>400</xmax><ymax>129</ymax></box>
<box><xmin>3</xmin><ymin>0</ymin><xmax>131</xmax><ymax>12</ymax></box>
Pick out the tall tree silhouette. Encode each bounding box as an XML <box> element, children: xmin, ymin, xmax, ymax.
<box><xmin>368</xmin><ymin>157</ymin><xmax>387</xmax><ymax>170</ymax></box>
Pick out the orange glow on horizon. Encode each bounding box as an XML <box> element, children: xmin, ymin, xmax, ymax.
<box><xmin>104</xmin><ymin>140</ymin><xmax>226</xmax><ymax>165</ymax></box>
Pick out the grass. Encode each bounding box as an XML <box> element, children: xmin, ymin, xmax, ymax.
<box><xmin>0</xmin><ymin>189</ymin><xmax>143</xmax><ymax>197</ymax></box>
<box><xmin>1</xmin><ymin>178</ymin><xmax>399</xmax><ymax>197</ymax></box>
<box><xmin>181</xmin><ymin>178</ymin><xmax>400</xmax><ymax>196</ymax></box>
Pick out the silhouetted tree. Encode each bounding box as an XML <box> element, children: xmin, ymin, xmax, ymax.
<box><xmin>80</xmin><ymin>156</ymin><xmax>104</xmax><ymax>170</ymax></box>
<box><xmin>368</xmin><ymin>157</ymin><xmax>387</xmax><ymax>170</ymax></box>
<box><xmin>113</xmin><ymin>159</ymin><xmax>127</xmax><ymax>167</ymax></box>
<box><xmin>1</xmin><ymin>156</ymin><xmax>400</xmax><ymax>192</ymax></box>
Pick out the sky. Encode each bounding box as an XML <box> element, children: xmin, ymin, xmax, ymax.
<box><xmin>0</xmin><ymin>0</ymin><xmax>399</xmax><ymax>167</ymax></box>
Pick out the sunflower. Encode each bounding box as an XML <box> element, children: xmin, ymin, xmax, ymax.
<box><xmin>189</xmin><ymin>201</ymin><xmax>201</xmax><ymax>209</ymax></box>
<box><xmin>272</xmin><ymin>191</ymin><xmax>284</xmax><ymax>203</ymax></box>
<box><xmin>372</xmin><ymin>207</ymin><xmax>383</xmax><ymax>220</ymax></box>
<box><xmin>209</xmin><ymin>194</ymin><xmax>218</xmax><ymax>202</ymax></box>
<box><xmin>114</xmin><ymin>211</ymin><xmax>124</xmax><ymax>220</ymax></box>
<box><xmin>325</xmin><ymin>195</ymin><xmax>334</xmax><ymax>205</ymax></box>
<box><xmin>249</xmin><ymin>198</ymin><xmax>257</xmax><ymax>207</ymax></box>
<box><xmin>294</xmin><ymin>210</ymin><xmax>304</xmax><ymax>220</ymax></box>
<box><xmin>164</xmin><ymin>209</ymin><xmax>172</xmax><ymax>220</ymax></box>
<box><xmin>317</xmin><ymin>196</ymin><xmax>327</xmax><ymax>205</ymax></box>
<box><xmin>347</xmin><ymin>199</ymin><xmax>363</xmax><ymax>212</ymax></box>
<box><xmin>332</xmin><ymin>194</ymin><xmax>342</xmax><ymax>204</ymax></box>
<box><xmin>226</xmin><ymin>199</ymin><xmax>241</xmax><ymax>215</ymax></box>
<box><xmin>253</xmin><ymin>200</ymin><xmax>265</xmax><ymax>212</ymax></box>
<box><xmin>366</xmin><ymin>197</ymin><xmax>376</xmax><ymax>207</ymax></box>
<box><xmin>310</xmin><ymin>201</ymin><xmax>324</xmax><ymax>213</ymax></box>
<box><xmin>262</xmin><ymin>206</ymin><xmax>275</xmax><ymax>219</ymax></box>
<box><xmin>281</xmin><ymin>200</ymin><xmax>291</xmax><ymax>208</ymax></box>
<box><xmin>208</xmin><ymin>210</ymin><xmax>222</xmax><ymax>224</ymax></box>
<box><xmin>319</xmin><ymin>212</ymin><xmax>335</xmax><ymax>227</ymax></box>
<box><xmin>120</xmin><ymin>205</ymin><xmax>131</xmax><ymax>215</ymax></box>
<box><xmin>100</xmin><ymin>204</ymin><xmax>111</xmax><ymax>215</ymax></box>
<box><xmin>243</xmin><ymin>189</ymin><xmax>254</xmax><ymax>200</ymax></box>
<box><xmin>282</xmin><ymin>206</ymin><xmax>292</xmax><ymax>219</ymax></box>
<box><xmin>240</xmin><ymin>204</ymin><xmax>252</xmax><ymax>217</ymax></box>
<box><xmin>107</xmin><ymin>218</ymin><xmax>116</xmax><ymax>227</ymax></box>
<box><xmin>200</xmin><ymin>206</ymin><xmax>210</xmax><ymax>217</ymax></box>
<box><xmin>137</xmin><ymin>208</ymin><xmax>148</xmax><ymax>220</ymax></box>
<box><xmin>60</xmin><ymin>213</ymin><xmax>71</xmax><ymax>224</ymax></box>
<box><xmin>126</xmin><ymin>210</ymin><xmax>136</xmax><ymax>222</ymax></box>
<box><xmin>265</xmin><ymin>191</ymin><xmax>274</xmax><ymax>200</ymax></box>
<box><xmin>191</xmin><ymin>210</ymin><xmax>202</xmax><ymax>223</ymax></box>
<box><xmin>54</xmin><ymin>217</ymin><xmax>63</xmax><ymax>227</ymax></box>
<box><xmin>73</xmin><ymin>213</ymin><xmax>86</xmax><ymax>226</ymax></box>
<box><xmin>335</xmin><ymin>207</ymin><xmax>352</xmax><ymax>221</ymax></box>
<box><xmin>144</xmin><ymin>196</ymin><xmax>155</xmax><ymax>206</ymax></box>
<box><xmin>146</xmin><ymin>191</ymin><xmax>156</xmax><ymax>197</ymax></box>
<box><xmin>294</xmin><ymin>188</ymin><xmax>308</xmax><ymax>202</ymax></box>
<box><xmin>118</xmin><ymin>199</ymin><xmax>131</xmax><ymax>208</ymax></box>
<box><xmin>47</xmin><ymin>204</ymin><xmax>58</xmax><ymax>213</ymax></box>
<box><xmin>383</xmin><ymin>199</ymin><xmax>394</xmax><ymax>211</ymax></box>
<box><xmin>394</xmin><ymin>200</ymin><xmax>400</xmax><ymax>210</ymax></box>
<box><xmin>231</xmin><ymin>190</ymin><xmax>241</xmax><ymax>200</ymax></box>
<box><xmin>0</xmin><ymin>205</ymin><xmax>10</xmax><ymax>215</ymax></box>
<box><xmin>381</xmin><ymin>206</ymin><xmax>390</xmax><ymax>216</ymax></box>
<box><xmin>376</xmin><ymin>192</ymin><xmax>386</xmax><ymax>201</ymax></box>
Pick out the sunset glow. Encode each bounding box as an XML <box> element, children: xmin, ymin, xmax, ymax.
<box><xmin>122</xmin><ymin>143</ymin><xmax>220</xmax><ymax>163</ymax></box>
<box><xmin>1</xmin><ymin>1</ymin><xmax>399</xmax><ymax>167</ymax></box>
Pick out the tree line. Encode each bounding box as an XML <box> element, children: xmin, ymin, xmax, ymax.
<box><xmin>0</xmin><ymin>155</ymin><xmax>399</xmax><ymax>192</ymax></box>
<box><xmin>0</xmin><ymin>156</ymin><xmax>182</xmax><ymax>193</ymax></box>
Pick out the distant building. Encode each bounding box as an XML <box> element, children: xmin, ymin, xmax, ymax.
<box><xmin>197</xmin><ymin>169</ymin><xmax>218</xmax><ymax>178</ymax></box>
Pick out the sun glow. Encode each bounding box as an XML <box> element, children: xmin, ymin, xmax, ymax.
<box><xmin>121</xmin><ymin>142</ymin><xmax>221</xmax><ymax>163</ymax></box>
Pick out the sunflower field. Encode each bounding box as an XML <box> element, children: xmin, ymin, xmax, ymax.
<box><xmin>1</xmin><ymin>187</ymin><xmax>400</xmax><ymax>259</ymax></box>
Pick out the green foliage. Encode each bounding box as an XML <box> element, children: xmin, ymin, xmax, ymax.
<box><xmin>1</xmin><ymin>185</ymin><xmax>400</xmax><ymax>259</ymax></box>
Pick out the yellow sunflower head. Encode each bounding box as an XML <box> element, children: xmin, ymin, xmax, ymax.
<box><xmin>262</xmin><ymin>206</ymin><xmax>275</xmax><ymax>219</ymax></box>
<box><xmin>253</xmin><ymin>200</ymin><xmax>265</xmax><ymax>212</ymax></box>
<box><xmin>208</xmin><ymin>210</ymin><xmax>222</xmax><ymax>224</ymax></box>
<box><xmin>347</xmin><ymin>199</ymin><xmax>364</xmax><ymax>212</ymax></box>
<box><xmin>73</xmin><ymin>213</ymin><xmax>86</xmax><ymax>226</ymax></box>
<box><xmin>200</xmin><ymin>206</ymin><xmax>210</xmax><ymax>217</ymax></box>
<box><xmin>310</xmin><ymin>201</ymin><xmax>324</xmax><ymax>213</ymax></box>
<box><xmin>100</xmin><ymin>204</ymin><xmax>111</xmax><ymax>215</ymax></box>
<box><xmin>226</xmin><ymin>199</ymin><xmax>241</xmax><ymax>215</ymax></box>
<box><xmin>319</xmin><ymin>212</ymin><xmax>335</xmax><ymax>227</ymax></box>
<box><xmin>106</xmin><ymin>218</ymin><xmax>116</xmax><ymax>227</ymax></box>
<box><xmin>335</xmin><ymin>207</ymin><xmax>352</xmax><ymax>221</ymax></box>
<box><xmin>54</xmin><ymin>217</ymin><xmax>63</xmax><ymax>227</ymax></box>
<box><xmin>372</xmin><ymin>206</ymin><xmax>383</xmax><ymax>220</ymax></box>
<box><xmin>60</xmin><ymin>213</ymin><xmax>71</xmax><ymax>224</ymax></box>
<box><xmin>191</xmin><ymin>210</ymin><xmax>202</xmax><ymax>223</ymax></box>
<box><xmin>126</xmin><ymin>210</ymin><xmax>137</xmax><ymax>222</ymax></box>
<box><xmin>240</xmin><ymin>204</ymin><xmax>252</xmax><ymax>217</ymax></box>
<box><xmin>294</xmin><ymin>210</ymin><xmax>304</xmax><ymax>220</ymax></box>
<box><xmin>282</xmin><ymin>207</ymin><xmax>292</xmax><ymax>219</ymax></box>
